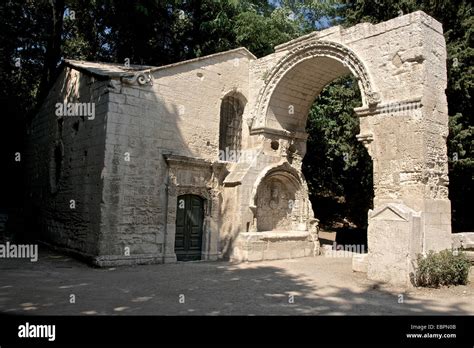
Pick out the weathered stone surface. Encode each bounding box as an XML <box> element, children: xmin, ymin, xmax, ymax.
<box><xmin>368</xmin><ymin>203</ymin><xmax>422</xmax><ymax>285</ymax></box>
<box><xmin>231</xmin><ymin>231</ymin><xmax>315</xmax><ymax>262</ymax></box>
<box><xmin>352</xmin><ymin>253</ymin><xmax>368</xmax><ymax>273</ymax></box>
<box><xmin>26</xmin><ymin>11</ymin><xmax>452</xmax><ymax>286</ymax></box>
<box><xmin>452</xmin><ymin>233</ymin><xmax>474</xmax><ymax>250</ymax></box>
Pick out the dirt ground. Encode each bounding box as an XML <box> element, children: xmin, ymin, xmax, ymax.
<box><xmin>0</xmin><ymin>246</ymin><xmax>473</xmax><ymax>315</ymax></box>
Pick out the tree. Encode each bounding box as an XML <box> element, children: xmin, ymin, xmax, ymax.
<box><xmin>303</xmin><ymin>76</ymin><xmax>373</xmax><ymax>230</ymax></box>
<box><xmin>0</xmin><ymin>0</ymin><xmax>64</xmax><ymax>235</ymax></box>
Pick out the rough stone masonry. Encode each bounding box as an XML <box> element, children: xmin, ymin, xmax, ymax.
<box><xmin>25</xmin><ymin>11</ymin><xmax>452</xmax><ymax>286</ymax></box>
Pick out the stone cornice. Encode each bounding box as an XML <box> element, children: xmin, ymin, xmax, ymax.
<box><xmin>354</xmin><ymin>98</ymin><xmax>422</xmax><ymax>117</ymax></box>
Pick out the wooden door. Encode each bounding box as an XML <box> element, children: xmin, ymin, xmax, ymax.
<box><xmin>175</xmin><ymin>195</ymin><xmax>204</xmax><ymax>261</ymax></box>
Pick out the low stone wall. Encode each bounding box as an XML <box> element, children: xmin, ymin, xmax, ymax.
<box><xmin>230</xmin><ymin>231</ymin><xmax>316</xmax><ymax>262</ymax></box>
<box><xmin>352</xmin><ymin>233</ymin><xmax>474</xmax><ymax>276</ymax></box>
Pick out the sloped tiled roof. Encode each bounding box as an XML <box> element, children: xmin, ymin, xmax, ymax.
<box><xmin>64</xmin><ymin>60</ymin><xmax>153</xmax><ymax>78</ymax></box>
<box><xmin>64</xmin><ymin>47</ymin><xmax>256</xmax><ymax>78</ymax></box>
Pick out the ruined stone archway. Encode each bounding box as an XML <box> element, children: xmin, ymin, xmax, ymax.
<box><xmin>251</xmin><ymin>40</ymin><xmax>380</xmax><ymax>133</ymax></box>
<box><xmin>257</xmin><ymin>42</ymin><xmax>373</xmax><ymax>244</ymax></box>
<box><xmin>239</xmin><ymin>12</ymin><xmax>452</xmax><ymax>285</ymax></box>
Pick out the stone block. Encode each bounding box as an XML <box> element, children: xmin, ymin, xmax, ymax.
<box><xmin>452</xmin><ymin>233</ymin><xmax>474</xmax><ymax>250</ymax></box>
<box><xmin>352</xmin><ymin>253</ymin><xmax>368</xmax><ymax>273</ymax></box>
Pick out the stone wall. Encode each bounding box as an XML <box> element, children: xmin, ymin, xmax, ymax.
<box><xmin>99</xmin><ymin>49</ymin><xmax>253</xmax><ymax>263</ymax></box>
<box><xmin>26</xmin><ymin>67</ymin><xmax>109</xmax><ymax>257</ymax></box>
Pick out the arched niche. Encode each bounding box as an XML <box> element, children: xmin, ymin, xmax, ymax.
<box><xmin>250</xmin><ymin>162</ymin><xmax>308</xmax><ymax>232</ymax></box>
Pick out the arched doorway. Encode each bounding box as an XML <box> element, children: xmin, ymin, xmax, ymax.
<box><xmin>175</xmin><ymin>194</ymin><xmax>205</xmax><ymax>261</ymax></box>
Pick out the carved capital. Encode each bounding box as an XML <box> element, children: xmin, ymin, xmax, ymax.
<box><xmin>356</xmin><ymin>133</ymin><xmax>374</xmax><ymax>156</ymax></box>
<box><xmin>366</xmin><ymin>91</ymin><xmax>381</xmax><ymax>106</ymax></box>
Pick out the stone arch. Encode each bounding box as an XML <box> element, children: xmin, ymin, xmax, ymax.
<box><xmin>243</xmin><ymin>16</ymin><xmax>453</xmax><ymax>285</ymax></box>
<box><xmin>249</xmin><ymin>162</ymin><xmax>310</xmax><ymax>232</ymax></box>
<box><xmin>220</xmin><ymin>88</ymin><xmax>248</xmax><ymax>105</ymax></box>
<box><xmin>174</xmin><ymin>186</ymin><xmax>212</xmax><ymax>216</ymax></box>
<box><xmin>249</xmin><ymin>161</ymin><xmax>302</xmax><ymax>208</ymax></box>
<box><xmin>251</xmin><ymin>40</ymin><xmax>380</xmax><ymax>132</ymax></box>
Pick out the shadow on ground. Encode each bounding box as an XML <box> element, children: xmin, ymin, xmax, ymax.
<box><xmin>0</xmin><ymin>246</ymin><xmax>472</xmax><ymax>315</ymax></box>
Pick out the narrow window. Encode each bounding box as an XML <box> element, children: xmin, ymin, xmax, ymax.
<box><xmin>219</xmin><ymin>95</ymin><xmax>244</xmax><ymax>161</ymax></box>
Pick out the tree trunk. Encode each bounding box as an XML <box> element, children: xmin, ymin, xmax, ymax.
<box><xmin>38</xmin><ymin>0</ymin><xmax>65</xmax><ymax>103</ymax></box>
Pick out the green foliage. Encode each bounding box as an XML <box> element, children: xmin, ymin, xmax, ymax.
<box><xmin>303</xmin><ymin>76</ymin><xmax>373</xmax><ymax>228</ymax></box>
<box><xmin>279</xmin><ymin>0</ymin><xmax>339</xmax><ymax>30</ymax></box>
<box><xmin>0</xmin><ymin>0</ymin><xmax>55</xmax><ymax>210</ymax></box>
<box><xmin>0</xmin><ymin>0</ymin><xmax>50</xmax><ymax>116</ymax></box>
<box><xmin>416</xmin><ymin>250</ymin><xmax>471</xmax><ymax>287</ymax></box>
<box><xmin>448</xmin><ymin>113</ymin><xmax>474</xmax><ymax>230</ymax></box>
<box><xmin>59</xmin><ymin>0</ymin><xmax>309</xmax><ymax>64</ymax></box>
<box><xmin>61</xmin><ymin>1</ymin><xmax>113</xmax><ymax>62</ymax></box>
<box><xmin>234</xmin><ymin>7</ymin><xmax>301</xmax><ymax>56</ymax></box>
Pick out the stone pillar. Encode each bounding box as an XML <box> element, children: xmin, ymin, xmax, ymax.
<box><xmin>356</xmin><ymin>97</ymin><xmax>451</xmax><ymax>285</ymax></box>
<box><xmin>163</xmin><ymin>184</ymin><xmax>177</xmax><ymax>263</ymax></box>
<box><xmin>202</xmin><ymin>189</ymin><xmax>220</xmax><ymax>261</ymax></box>
<box><xmin>354</xmin><ymin>16</ymin><xmax>452</xmax><ymax>285</ymax></box>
